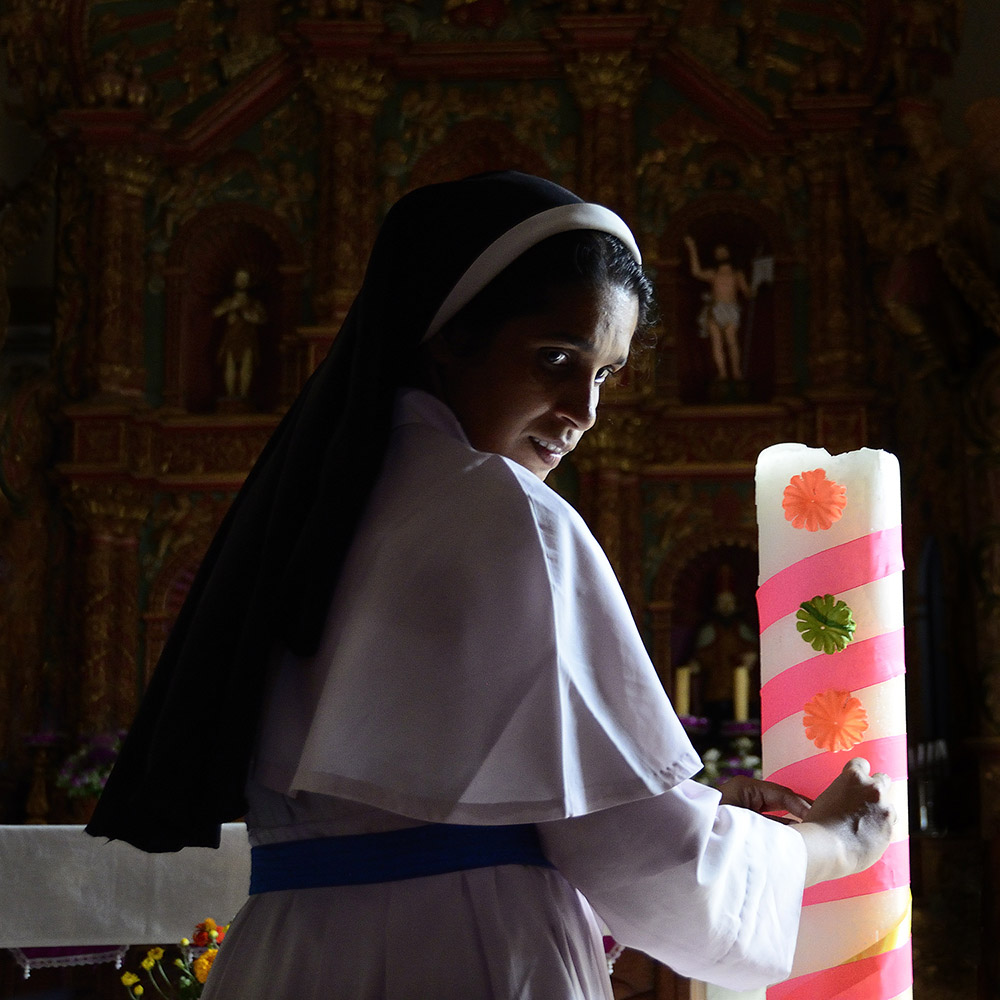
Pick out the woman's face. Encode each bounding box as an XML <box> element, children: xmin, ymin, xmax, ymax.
<box><xmin>434</xmin><ymin>282</ymin><xmax>639</xmax><ymax>481</ymax></box>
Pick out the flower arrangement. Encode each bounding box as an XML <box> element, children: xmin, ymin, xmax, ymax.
<box><xmin>55</xmin><ymin>730</ymin><xmax>124</xmax><ymax>799</ymax></box>
<box><xmin>696</xmin><ymin>734</ymin><xmax>762</xmax><ymax>787</ymax></box>
<box><xmin>120</xmin><ymin>920</ymin><xmax>228</xmax><ymax>999</ymax></box>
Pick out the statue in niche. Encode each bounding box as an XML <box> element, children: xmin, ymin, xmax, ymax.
<box><xmin>214</xmin><ymin>269</ymin><xmax>267</xmax><ymax>402</ymax></box>
<box><xmin>688</xmin><ymin>564</ymin><xmax>759</xmax><ymax>726</ymax></box>
<box><xmin>683</xmin><ymin>236</ymin><xmax>753</xmax><ymax>381</ymax></box>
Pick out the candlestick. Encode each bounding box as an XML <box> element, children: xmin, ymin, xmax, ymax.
<box><xmin>755</xmin><ymin>444</ymin><xmax>912</xmax><ymax>1000</ymax></box>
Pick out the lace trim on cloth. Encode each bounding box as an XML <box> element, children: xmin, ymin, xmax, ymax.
<box><xmin>8</xmin><ymin>944</ymin><xmax>128</xmax><ymax>979</ymax></box>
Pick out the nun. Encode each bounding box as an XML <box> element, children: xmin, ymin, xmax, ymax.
<box><xmin>88</xmin><ymin>172</ymin><xmax>893</xmax><ymax>999</ymax></box>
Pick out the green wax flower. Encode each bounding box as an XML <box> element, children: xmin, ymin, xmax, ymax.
<box><xmin>795</xmin><ymin>594</ymin><xmax>856</xmax><ymax>654</ymax></box>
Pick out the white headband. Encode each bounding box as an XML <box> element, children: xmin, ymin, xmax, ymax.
<box><xmin>423</xmin><ymin>202</ymin><xmax>642</xmax><ymax>342</ymax></box>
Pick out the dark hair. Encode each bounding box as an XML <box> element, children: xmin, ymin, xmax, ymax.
<box><xmin>436</xmin><ymin>230</ymin><xmax>657</xmax><ymax>358</ymax></box>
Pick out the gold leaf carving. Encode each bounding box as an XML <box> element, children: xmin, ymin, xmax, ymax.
<box><xmin>566</xmin><ymin>52</ymin><xmax>648</xmax><ymax>111</ymax></box>
<box><xmin>306</xmin><ymin>60</ymin><xmax>390</xmax><ymax>117</ymax></box>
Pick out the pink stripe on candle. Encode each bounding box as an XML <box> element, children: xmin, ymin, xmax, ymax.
<box><xmin>801</xmin><ymin>838</ymin><xmax>910</xmax><ymax>906</ymax></box>
<box><xmin>767</xmin><ymin>940</ymin><xmax>912</xmax><ymax>1000</ymax></box>
<box><xmin>756</xmin><ymin>526</ymin><xmax>904</xmax><ymax>633</ymax></box>
<box><xmin>765</xmin><ymin>734</ymin><xmax>908</xmax><ymax>800</ymax></box>
<box><xmin>760</xmin><ymin>630</ymin><xmax>906</xmax><ymax>734</ymax></box>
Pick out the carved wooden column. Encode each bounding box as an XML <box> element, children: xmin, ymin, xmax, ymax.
<box><xmin>77</xmin><ymin>129</ymin><xmax>155</xmax><ymax>400</ymax></box>
<box><xmin>300</xmin><ymin>22</ymin><xmax>389</xmax><ymax>323</ymax></box>
<box><xmin>64</xmin><ymin>480</ymin><xmax>147</xmax><ymax>732</ymax></box>
<box><xmin>798</xmin><ymin>132</ymin><xmax>871</xmax><ymax>450</ymax></box>
<box><xmin>573</xmin><ymin>410</ymin><xmax>645</xmax><ymax>616</ymax></box>
<box><xmin>560</xmin><ymin>17</ymin><xmax>651</xmax><ymax>216</ymax></box>
<box><xmin>804</xmin><ymin>139</ymin><xmax>852</xmax><ymax>384</ymax></box>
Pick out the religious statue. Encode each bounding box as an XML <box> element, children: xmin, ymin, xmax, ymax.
<box><xmin>214</xmin><ymin>269</ymin><xmax>266</xmax><ymax>402</ymax></box>
<box><xmin>688</xmin><ymin>565</ymin><xmax>759</xmax><ymax>726</ymax></box>
<box><xmin>683</xmin><ymin>236</ymin><xmax>753</xmax><ymax>381</ymax></box>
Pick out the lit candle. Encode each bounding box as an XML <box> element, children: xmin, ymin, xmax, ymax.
<box><xmin>755</xmin><ymin>444</ymin><xmax>912</xmax><ymax>1000</ymax></box>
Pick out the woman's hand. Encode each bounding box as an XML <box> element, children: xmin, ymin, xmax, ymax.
<box><xmin>791</xmin><ymin>757</ymin><xmax>896</xmax><ymax>886</ymax></box>
<box><xmin>719</xmin><ymin>775</ymin><xmax>812</xmax><ymax>822</ymax></box>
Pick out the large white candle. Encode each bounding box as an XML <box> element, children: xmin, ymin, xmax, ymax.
<box><xmin>755</xmin><ymin>444</ymin><xmax>912</xmax><ymax>1000</ymax></box>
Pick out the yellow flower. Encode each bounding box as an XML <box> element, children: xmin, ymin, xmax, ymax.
<box><xmin>193</xmin><ymin>948</ymin><xmax>218</xmax><ymax>984</ymax></box>
<box><xmin>180</xmin><ymin>938</ymin><xmax>190</xmax><ymax>947</ymax></box>
<box><xmin>133</xmin><ymin>988</ymin><xmax>144</xmax><ymax>997</ymax></box>
<box><xmin>140</xmin><ymin>957</ymin><xmax>155</xmax><ymax>971</ymax></box>
<box><xmin>121</xmin><ymin>972</ymin><xmax>139</xmax><ymax>987</ymax></box>
<box><xmin>202</xmin><ymin>918</ymin><xmax>218</xmax><ymax>931</ymax></box>
<box><xmin>147</xmin><ymin>947</ymin><xmax>164</xmax><ymax>961</ymax></box>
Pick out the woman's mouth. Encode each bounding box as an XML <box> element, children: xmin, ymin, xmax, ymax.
<box><xmin>529</xmin><ymin>436</ymin><xmax>570</xmax><ymax>467</ymax></box>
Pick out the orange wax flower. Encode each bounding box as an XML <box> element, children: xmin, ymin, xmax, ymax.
<box><xmin>782</xmin><ymin>468</ymin><xmax>847</xmax><ymax>531</ymax></box>
<box><xmin>803</xmin><ymin>689</ymin><xmax>869</xmax><ymax>752</ymax></box>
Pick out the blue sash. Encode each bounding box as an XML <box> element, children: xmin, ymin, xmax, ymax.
<box><xmin>249</xmin><ymin>822</ymin><xmax>553</xmax><ymax>894</ymax></box>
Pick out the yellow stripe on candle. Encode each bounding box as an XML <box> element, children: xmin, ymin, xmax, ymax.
<box><xmin>845</xmin><ymin>894</ymin><xmax>911</xmax><ymax>963</ymax></box>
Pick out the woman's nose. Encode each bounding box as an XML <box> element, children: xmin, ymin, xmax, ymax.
<box><xmin>556</xmin><ymin>379</ymin><xmax>598</xmax><ymax>430</ymax></box>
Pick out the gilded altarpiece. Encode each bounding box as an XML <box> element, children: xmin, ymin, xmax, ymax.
<box><xmin>1</xmin><ymin>0</ymin><xmax>996</xmax><ymax>996</ymax></box>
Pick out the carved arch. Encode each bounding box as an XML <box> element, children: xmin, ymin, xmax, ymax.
<box><xmin>648</xmin><ymin>524</ymin><xmax>759</xmax><ymax>707</ymax></box>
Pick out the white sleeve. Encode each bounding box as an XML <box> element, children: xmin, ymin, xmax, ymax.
<box><xmin>537</xmin><ymin>779</ymin><xmax>806</xmax><ymax>991</ymax></box>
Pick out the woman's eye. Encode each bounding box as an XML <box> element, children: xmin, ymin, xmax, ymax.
<box><xmin>595</xmin><ymin>366</ymin><xmax>621</xmax><ymax>385</ymax></box>
<box><xmin>540</xmin><ymin>349</ymin><xmax>570</xmax><ymax>367</ymax></box>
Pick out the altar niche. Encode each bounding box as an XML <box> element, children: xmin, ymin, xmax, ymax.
<box><xmin>164</xmin><ymin>203</ymin><xmax>303</xmax><ymax>414</ymax></box>
<box><xmin>677</xmin><ymin>213</ymin><xmax>776</xmax><ymax>406</ymax></box>
<box><xmin>664</xmin><ymin>542</ymin><xmax>762</xmax><ymax>758</ymax></box>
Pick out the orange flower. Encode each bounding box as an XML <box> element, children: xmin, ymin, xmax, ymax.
<box><xmin>782</xmin><ymin>468</ymin><xmax>847</xmax><ymax>531</ymax></box>
<box><xmin>191</xmin><ymin>917</ymin><xmax>228</xmax><ymax>951</ymax></box>
<box><xmin>193</xmin><ymin>948</ymin><xmax>218</xmax><ymax>984</ymax></box>
<box><xmin>803</xmin><ymin>689</ymin><xmax>869</xmax><ymax>752</ymax></box>
<box><xmin>193</xmin><ymin>918</ymin><xmax>222</xmax><ymax>947</ymax></box>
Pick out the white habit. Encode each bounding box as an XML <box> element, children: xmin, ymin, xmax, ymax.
<box><xmin>204</xmin><ymin>390</ymin><xmax>806</xmax><ymax>999</ymax></box>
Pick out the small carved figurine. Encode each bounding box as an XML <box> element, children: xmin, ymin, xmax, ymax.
<box><xmin>213</xmin><ymin>269</ymin><xmax>267</xmax><ymax>401</ymax></box>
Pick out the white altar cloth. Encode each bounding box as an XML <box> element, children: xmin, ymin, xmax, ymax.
<box><xmin>0</xmin><ymin>824</ymin><xmax>251</xmax><ymax>947</ymax></box>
